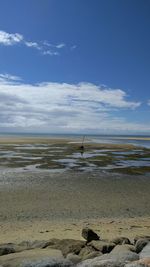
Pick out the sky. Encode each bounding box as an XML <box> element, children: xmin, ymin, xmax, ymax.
<box><xmin>0</xmin><ymin>0</ymin><xmax>150</xmax><ymax>135</ymax></box>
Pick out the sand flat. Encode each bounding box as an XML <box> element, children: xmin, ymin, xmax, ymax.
<box><xmin>0</xmin><ymin>137</ymin><xmax>149</xmax><ymax>244</ymax></box>
<box><xmin>0</xmin><ymin>170</ymin><xmax>150</xmax><ymax>243</ymax></box>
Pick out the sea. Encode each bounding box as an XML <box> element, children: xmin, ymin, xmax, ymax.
<box><xmin>0</xmin><ymin>133</ymin><xmax>150</xmax><ymax>148</ymax></box>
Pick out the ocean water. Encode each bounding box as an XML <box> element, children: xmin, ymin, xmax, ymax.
<box><xmin>0</xmin><ymin>133</ymin><xmax>150</xmax><ymax>148</ymax></box>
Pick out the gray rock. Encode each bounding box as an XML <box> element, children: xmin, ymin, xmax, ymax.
<box><xmin>66</xmin><ymin>253</ymin><xmax>82</xmax><ymax>264</ymax></box>
<box><xmin>0</xmin><ymin>248</ymin><xmax>67</xmax><ymax>267</ymax></box>
<box><xmin>46</xmin><ymin>239</ymin><xmax>86</xmax><ymax>257</ymax></box>
<box><xmin>88</xmin><ymin>240</ymin><xmax>115</xmax><ymax>253</ymax></box>
<box><xmin>18</xmin><ymin>240</ymin><xmax>58</xmax><ymax>250</ymax></box>
<box><xmin>77</xmin><ymin>257</ymin><xmax>125</xmax><ymax>267</ymax></box>
<box><xmin>110</xmin><ymin>237</ymin><xmax>131</xmax><ymax>245</ymax></box>
<box><xmin>22</xmin><ymin>258</ymin><xmax>73</xmax><ymax>267</ymax></box>
<box><xmin>140</xmin><ymin>242</ymin><xmax>150</xmax><ymax>259</ymax></box>
<box><xmin>82</xmin><ymin>251</ymin><xmax>103</xmax><ymax>261</ymax></box>
<box><xmin>135</xmin><ymin>239</ymin><xmax>149</xmax><ymax>253</ymax></box>
<box><xmin>77</xmin><ymin>245</ymin><xmax>139</xmax><ymax>267</ymax></box>
<box><xmin>125</xmin><ymin>258</ymin><xmax>150</xmax><ymax>267</ymax></box>
<box><xmin>79</xmin><ymin>246</ymin><xmax>102</xmax><ymax>260</ymax></box>
<box><xmin>97</xmin><ymin>245</ymin><xmax>139</xmax><ymax>262</ymax></box>
<box><xmin>82</xmin><ymin>228</ymin><xmax>100</xmax><ymax>243</ymax></box>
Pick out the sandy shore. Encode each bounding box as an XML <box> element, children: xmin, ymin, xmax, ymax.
<box><xmin>0</xmin><ymin>170</ymin><xmax>150</xmax><ymax>243</ymax></box>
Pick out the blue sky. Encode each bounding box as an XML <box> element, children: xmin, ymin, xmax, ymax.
<box><xmin>0</xmin><ymin>0</ymin><xmax>149</xmax><ymax>134</ymax></box>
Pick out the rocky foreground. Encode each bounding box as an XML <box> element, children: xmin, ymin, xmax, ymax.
<box><xmin>0</xmin><ymin>228</ymin><xmax>150</xmax><ymax>267</ymax></box>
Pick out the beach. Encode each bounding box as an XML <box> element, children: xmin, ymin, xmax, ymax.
<box><xmin>0</xmin><ymin>136</ymin><xmax>149</xmax><ymax>245</ymax></box>
<box><xmin>0</xmin><ymin>136</ymin><xmax>149</xmax><ymax>267</ymax></box>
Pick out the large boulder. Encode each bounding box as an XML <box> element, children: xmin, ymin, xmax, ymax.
<box><xmin>88</xmin><ymin>240</ymin><xmax>115</xmax><ymax>253</ymax></box>
<box><xmin>110</xmin><ymin>237</ymin><xmax>131</xmax><ymax>245</ymax></box>
<box><xmin>82</xmin><ymin>228</ymin><xmax>100</xmax><ymax>243</ymax></box>
<box><xmin>0</xmin><ymin>248</ymin><xmax>72</xmax><ymax>267</ymax></box>
<box><xmin>140</xmin><ymin>242</ymin><xmax>150</xmax><ymax>259</ymax></box>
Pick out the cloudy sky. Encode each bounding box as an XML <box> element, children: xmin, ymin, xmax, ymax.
<box><xmin>0</xmin><ymin>0</ymin><xmax>150</xmax><ymax>134</ymax></box>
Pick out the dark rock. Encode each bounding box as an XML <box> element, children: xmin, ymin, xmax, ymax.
<box><xmin>82</xmin><ymin>228</ymin><xmax>100</xmax><ymax>243</ymax></box>
<box><xmin>134</xmin><ymin>236</ymin><xmax>150</xmax><ymax>244</ymax></box>
<box><xmin>110</xmin><ymin>237</ymin><xmax>131</xmax><ymax>245</ymax></box>
<box><xmin>88</xmin><ymin>240</ymin><xmax>115</xmax><ymax>253</ymax></box>
<box><xmin>0</xmin><ymin>244</ymin><xmax>16</xmax><ymax>256</ymax></box>
<box><xmin>135</xmin><ymin>238</ymin><xmax>149</xmax><ymax>253</ymax></box>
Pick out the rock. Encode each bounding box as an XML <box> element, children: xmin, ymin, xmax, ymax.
<box><xmin>0</xmin><ymin>248</ymin><xmax>71</xmax><ymax>267</ymax></box>
<box><xmin>111</xmin><ymin>244</ymin><xmax>136</xmax><ymax>253</ymax></box>
<box><xmin>88</xmin><ymin>240</ymin><xmax>115</xmax><ymax>253</ymax></box>
<box><xmin>82</xmin><ymin>228</ymin><xmax>100</xmax><ymax>243</ymax></box>
<box><xmin>0</xmin><ymin>244</ymin><xmax>16</xmax><ymax>256</ymax></box>
<box><xmin>125</xmin><ymin>258</ymin><xmax>150</xmax><ymax>267</ymax></box>
<box><xmin>134</xmin><ymin>236</ymin><xmax>150</xmax><ymax>244</ymax></box>
<box><xmin>66</xmin><ymin>253</ymin><xmax>82</xmax><ymax>264</ymax></box>
<box><xmin>46</xmin><ymin>239</ymin><xmax>86</xmax><ymax>257</ymax></box>
<box><xmin>18</xmin><ymin>239</ymin><xmax>59</xmax><ymax>250</ymax></box>
<box><xmin>110</xmin><ymin>237</ymin><xmax>131</xmax><ymax>245</ymax></box>
<box><xmin>77</xmin><ymin>257</ymin><xmax>125</xmax><ymax>267</ymax></box>
<box><xmin>79</xmin><ymin>246</ymin><xmax>102</xmax><ymax>260</ymax></box>
<box><xmin>77</xmin><ymin>245</ymin><xmax>139</xmax><ymax>267</ymax></box>
<box><xmin>82</xmin><ymin>251</ymin><xmax>103</xmax><ymax>261</ymax></box>
<box><xmin>140</xmin><ymin>242</ymin><xmax>150</xmax><ymax>259</ymax></box>
<box><xmin>97</xmin><ymin>245</ymin><xmax>139</xmax><ymax>262</ymax></box>
<box><xmin>135</xmin><ymin>239</ymin><xmax>149</xmax><ymax>253</ymax></box>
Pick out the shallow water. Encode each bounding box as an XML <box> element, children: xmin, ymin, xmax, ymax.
<box><xmin>0</xmin><ymin>142</ymin><xmax>149</xmax><ymax>174</ymax></box>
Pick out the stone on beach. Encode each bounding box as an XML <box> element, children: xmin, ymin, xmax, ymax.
<box><xmin>140</xmin><ymin>242</ymin><xmax>150</xmax><ymax>259</ymax></box>
<box><xmin>110</xmin><ymin>236</ymin><xmax>131</xmax><ymax>245</ymax></box>
<box><xmin>135</xmin><ymin>238</ymin><xmax>150</xmax><ymax>253</ymax></box>
<box><xmin>79</xmin><ymin>245</ymin><xmax>102</xmax><ymax>260</ymax></box>
<box><xmin>82</xmin><ymin>228</ymin><xmax>100</xmax><ymax>242</ymax></box>
<box><xmin>0</xmin><ymin>248</ymin><xmax>71</xmax><ymax>267</ymax></box>
<box><xmin>125</xmin><ymin>258</ymin><xmax>150</xmax><ymax>267</ymax></box>
<box><xmin>87</xmin><ymin>240</ymin><xmax>116</xmax><ymax>253</ymax></box>
<box><xmin>45</xmin><ymin>239</ymin><xmax>86</xmax><ymax>257</ymax></box>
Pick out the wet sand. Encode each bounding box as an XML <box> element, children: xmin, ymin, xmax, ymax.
<box><xmin>0</xmin><ymin>170</ymin><xmax>150</xmax><ymax>243</ymax></box>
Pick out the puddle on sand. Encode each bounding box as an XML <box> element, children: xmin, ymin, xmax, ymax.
<box><xmin>116</xmin><ymin>160</ymin><xmax>150</xmax><ymax>167</ymax></box>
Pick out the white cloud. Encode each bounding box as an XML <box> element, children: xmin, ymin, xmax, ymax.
<box><xmin>56</xmin><ymin>43</ymin><xmax>65</xmax><ymax>49</ymax></box>
<box><xmin>24</xmin><ymin>41</ymin><xmax>41</xmax><ymax>50</ymax></box>
<box><xmin>42</xmin><ymin>50</ymin><xmax>59</xmax><ymax>56</ymax></box>
<box><xmin>0</xmin><ymin>73</ymin><xmax>22</xmax><ymax>83</ymax></box>
<box><xmin>0</xmin><ymin>30</ymin><xmax>66</xmax><ymax>56</ymax></box>
<box><xmin>148</xmin><ymin>100</ymin><xmax>150</xmax><ymax>106</ymax></box>
<box><xmin>71</xmin><ymin>45</ymin><xmax>77</xmax><ymax>50</ymax></box>
<box><xmin>0</xmin><ymin>30</ymin><xmax>23</xmax><ymax>45</ymax></box>
<box><xmin>0</xmin><ymin>74</ymin><xmax>145</xmax><ymax>133</ymax></box>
